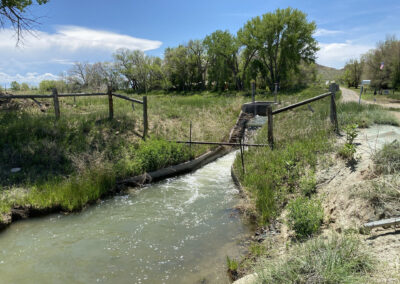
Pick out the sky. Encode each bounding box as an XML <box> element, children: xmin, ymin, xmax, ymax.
<box><xmin>1</xmin><ymin>0</ymin><xmax>400</xmax><ymax>86</ymax></box>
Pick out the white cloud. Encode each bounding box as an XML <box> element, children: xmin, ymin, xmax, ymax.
<box><xmin>0</xmin><ymin>26</ymin><xmax>162</xmax><ymax>84</ymax></box>
<box><xmin>314</xmin><ymin>29</ymin><xmax>344</xmax><ymax>37</ymax></box>
<box><xmin>0</xmin><ymin>72</ymin><xmax>58</xmax><ymax>85</ymax></box>
<box><xmin>316</xmin><ymin>41</ymin><xmax>373</xmax><ymax>69</ymax></box>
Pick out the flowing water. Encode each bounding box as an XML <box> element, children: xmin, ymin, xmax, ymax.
<box><xmin>0</xmin><ymin>152</ymin><xmax>252</xmax><ymax>284</ymax></box>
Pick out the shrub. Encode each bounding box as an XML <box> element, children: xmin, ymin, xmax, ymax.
<box><xmin>287</xmin><ymin>197</ymin><xmax>324</xmax><ymax>239</ymax></box>
<box><xmin>338</xmin><ymin>124</ymin><xmax>358</xmax><ymax>161</ymax></box>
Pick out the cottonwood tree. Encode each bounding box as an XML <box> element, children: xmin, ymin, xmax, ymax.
<box><xmin>238</xmin><ymin>8</ymin><xmax>318</xmax><ymax>91</ymax></box>
<box><xmin>164</xmin><ymin>45</ymin><xmax>190</xmax><ymax>91</ymax></box>
<box><xmin>343</xmin><ymin>59</ymin><xmax>364</xmax><ymax>88</ymax></box>
<box><xmin>363</xmin><ymin>37</ymin><xmax>400</xmax><ymax>90</ymax></box>
<box><xmin>204</xmin><ymin>30</ymin><xmax>241</xmax><ymax>91</ymax></box>
<box><xmin>0</xmin><ymin>0</ymin><xmax>49</xmax><ymax>44</ymax></box>
<box><xmin>187</xmin><ymin>40</ymin><xmax>207</xmax><ymax>90</ymax></box>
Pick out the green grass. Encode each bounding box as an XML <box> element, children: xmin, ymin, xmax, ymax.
<box><xmin>348</xmin><ymin>86</ymin><xmax>400</xmax><ymax>102</ymax></box>
<box><xmin>373</xmin><ymin>141</ymin><xmax>400</xmax><ymax>174</ymax></box>
<box><xmin>257</xmin><ymin>234</ymin><xmax>374</xmax><ymax>283</ymax></box>
<box><xmin>338</xmin><ymin>102</ymin><xmax>399</xmax><ymax>128</ymax></box>
<box><xmin>0</xmin><ymin>92</ymin><xmax>245</xmax><ymax>215</ymax></box>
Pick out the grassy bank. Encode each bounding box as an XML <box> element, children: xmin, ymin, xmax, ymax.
<box><xmin>231</xmin><ymin>86</ymin><xmax>399</xmax><ymax>281</ymax></box>
<box><xmin>0</xmin><ymin>92</ymin><xmax>246</xmax><ymax>217</ymax></box>
<box><xmin>233</xmin><ymin>87</ymin><xmax>398</xmax><ymax>224</ymax></box>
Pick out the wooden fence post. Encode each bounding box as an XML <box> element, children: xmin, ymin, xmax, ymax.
<box><xmin>329</xmin><ymin>83</ymin><xmax>339</xmax><ymax>134</ymax></box>
<box><xmin>251</xmin><ymin>81</ymin><xmax>256</xmax><ymax>116</ymax></box>
<box><xmin>143</xmin><ymin>96</ymin><xmax>148</xmax><ymax>140</ymax></box>
<box><xmin>189</xmin><ymin>121</ymin><xmax>192</xmax><ymax>158</ymax></box>
<box><xmin>330</xmin><ymin>92</ymin><xmax>339</xmax><ymax>134</ymax></box>
<box><xmin>240</xmin><ymin>137</ymin><xmax>245</xmax><ymax>174</ymax></box>
<box><xmin>52</xmin><ymin>88</ymin><xmax>60</xmax><ymax>120</ymax></box>
<box><xmin>108</xmin><ymin>87</ymin><xmax>113</xmax><ymax>120</ymax></box>
<box><xmin>267</xmin><ymin>105</ymin><xmax>274</xmax><ymax>149</ymax></box>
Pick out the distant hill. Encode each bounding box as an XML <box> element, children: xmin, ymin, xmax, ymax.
<box><xmin>316</xmin><ymin>64</ymin><xmax>343</xmax><ymax>81</ymax></box>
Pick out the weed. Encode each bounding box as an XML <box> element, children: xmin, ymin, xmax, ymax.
<box><xmin>338</xmin><ymin>124</ymin><xmax>358</xmax><ymax>161</ymax></box>
<box><xmin>287</xmin><ymin>197</ymin><xmax>324</xmax><ymax>239</ymax></box>
<box><xmin>226</xmin><ymin>256</ymin><xmax>239</xmax><ymax>280</ymax></box>
<box><xmin>250</xmin><ymin>243</ymin><xmax>267</xmax><ymax>257</ymax></box>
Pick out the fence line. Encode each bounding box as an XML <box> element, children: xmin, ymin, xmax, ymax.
<box><xmin>267</xmin><ymin>83</ymin><xmax>339</xmax><ymax>148</ymax></box>
<box><xmin>0</xmin><ymin>88</ymin><xmax>149</xmax><ymax>139</ymax></box>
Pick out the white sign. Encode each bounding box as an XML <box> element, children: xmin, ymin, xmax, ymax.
<box><xmin>361</xmin><ymin>80</ymin><xmax>371</xmax><ymax>85</ymax></box>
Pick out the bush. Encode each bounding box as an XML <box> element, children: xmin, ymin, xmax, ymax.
<box><xmin>338</xmin><ymin>124</ymin><xmax>358</xmax><ymax>161</ymax></box>
<box><xmin>287</xmin><ymin>197</ymin><xmax>324</xmax><ymax>239</ymax></box>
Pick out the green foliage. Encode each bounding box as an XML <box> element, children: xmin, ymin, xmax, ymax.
<box><xmin>299</xmin><ymin>172</ymin><xmax>317</xmax><ymax>197</ymax></box>
<box><xmin>338</xmin><ymin>124</ymin><xmax>358</xmax><ymax>161</ymax></box>
<box><xmin>250</xmin><ymin>243</ymin><xmax>267</xmax><ymax>257</ymax></box>
<box><xmin>342</xmin><ymin>59</ymin><xmax>364</xmax><ymax>88</ymax></box>
<box><xmin>10</xmin><ymin>81</ymin><xmax>20</xmax><ymax>91</ymax></box>
<box><xmin>258</xmin><ymin>234</ymin><xmax>374</xmax><ymax>283</ymax></box>
<box><xmin>287</xmin><ymin>197</ymin><xmax>324</xmax><ymax>239</ymax></box>
<box><xmin>363</xmin><ymin>36</ymin><xmax>400</xmax><ymax>90</ymax></box>
<box><xmin>238</xmin><ymin>7</ymin><xmax>318</xmax><ymax>91</ymax></box>
<box><xmin>1</xmin><ymin>0</ymin><xmax>49</xmax><ymax>12</ymax></box>
<box><xmin>39</xmin><ymin>80</ymin><xmax>68</xmax><ymax>93</ymax></box>
<box><xmin>374</xmin><ymin>141</ymin><xmax>400</xmax><ymax>174</ymax></box>
<box><xmin>20</xmin><ymin>82</ymin><xmax>29</xmax><ymax>91</ymax></box>
<box><xmin>226</xmin><ymin>256</ymin><xmax>239</xmax><ymax>272</ymax></box>
<box><xmin>204</xmin><ymin>30</ymin><xmax>241</xmax><ymax>91</ymax></box>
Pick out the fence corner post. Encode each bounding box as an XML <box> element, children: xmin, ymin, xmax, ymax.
<box><xmin>143</xmin><ymin>96</ymin><xmax>148</xmax><ymax>140</ymax></box>
<box><xmin>267</xmin><ymin>104</ymin><xmax>274</xmax><ymax>149</ymax></box>
<box><xmin>52</xmin><ymin>88</ymin><xmax>60</xmax><ymax>120</ymax></box>
<box><xmin>108</xmin><ymin>87</ymin><xmax>113</xmax><ymax>120</ymax></box>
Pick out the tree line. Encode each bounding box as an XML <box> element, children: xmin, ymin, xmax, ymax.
<box><xmin>343</xmin><ymin>36</ymin><xmax>400</xmax><ymax>91</ymax></box>
<box><xmin>9</xmin><ymin>8</ymin><xmax>319</xmax><ymax>94</ymax></box>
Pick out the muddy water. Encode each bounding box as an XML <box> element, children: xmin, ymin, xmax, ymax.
<box><xmin>0</xmin><ymin>152</ymin><xmax>252</xmax><ymax>284</ymax></box>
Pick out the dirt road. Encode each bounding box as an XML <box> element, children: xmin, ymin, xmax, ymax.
<box><xmin>341</xmin><ymin>87</ymin><xmax>400</xmax><ymax>120</ymax></box>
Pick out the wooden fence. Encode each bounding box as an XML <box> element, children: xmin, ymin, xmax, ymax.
<box><xmin>267</xmin><ymin>85</ymin><xmax>339</xmax><ymax>148</ymax></box>
<box><xmin>0</xmin><ymin>88</ymin><xmax>149</xmax><ymax>139</ymax></box>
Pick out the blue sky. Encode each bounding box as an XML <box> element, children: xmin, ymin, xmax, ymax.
<box><xmin>1</xmin><ymin>0</ymin><xmax>400</xmax><ymax>86</ymax></box>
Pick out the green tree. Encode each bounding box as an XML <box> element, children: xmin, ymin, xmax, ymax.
<box><xmin>238</xmin><ymin>8</ymin><xmax>318</xmax><ymax>91</ymax></box>
<box><xmin>113</xmin><ymin>49</ymin><xmax>155</xmax><ymax>92</ymax></box>
<box><xmin>10</xmin><ymin>81</ymin><xmax>20</xmax><ymax>91</ymax></box>
<box><xmin>20</xmin><ymin>82</ymin><xmax>29</xmax><ymax>91</ymax></box>
<box><xmin>204</xmin><ymin>30</ymin><xmax>240</xmax><ymax>91</ymax></box>
<box><xmin>343</xmin><ymin>59</ymin><xmax>364</xmax><ymax>88</ymax></box>
<box><xmin>187</xmin><ymin>39</ymin><xmax>207</xmax><ymax>90</ymax></box>
<box><xmin>164</xmin><ymin>45</ymin><xmax>190</xmax><ymax>91</ymax></box>
<box><xmin>0</xmin><ymin>0</ymin><xmax>49</xmax><ymax>43</ymax></box>
<box><xmin>363</xmin><ymin>36</ymin><xmax>400</xmax><ymax>91</ymax></box>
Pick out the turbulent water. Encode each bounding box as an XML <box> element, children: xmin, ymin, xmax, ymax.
<box><xmin>0</xmin><ymin>151</ymin><xmax>252</xmax><ymax>284</ymax></box>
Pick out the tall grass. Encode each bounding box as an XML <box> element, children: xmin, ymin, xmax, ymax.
<box><xmin>258</xmin><ymin>234</ymin><xmax>374</xmax><ymax>283</ymax></box>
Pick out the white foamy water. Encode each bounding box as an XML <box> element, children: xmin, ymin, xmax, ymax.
<box><xmin>0</xmin><ymin>151</ymin><xmax>252</xmax><ymax>284</ymax></box>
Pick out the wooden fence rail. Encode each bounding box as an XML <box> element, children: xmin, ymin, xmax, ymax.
<box><xmin>172</xmin><ymin>141</ymin><xmax>268</xmax><ymax>147</ymax></box>
<box><xmin>0</xmin><ymin>88</ymin><xmax>149</xmax><ymax>139</ymax></box>
<box><xmin>267</xmin><ymin>84</ymin><xmax>339</xmax><ymax>148</ymax></box>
